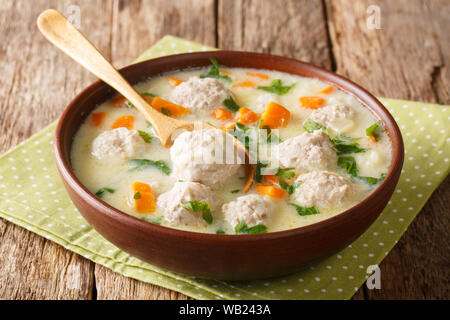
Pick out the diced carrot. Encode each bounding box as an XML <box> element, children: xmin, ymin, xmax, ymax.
<box><xmin>260</xmin><ymin>101</ymin><xmax>290</xmax><ymax>129</ymax></box>
<box><xmin>91</xmin><ymin>112</ymin><xmax>106</xmax><ymax>126</ymax></box>
<box><xmin>237</xmin><ymin>107</ymin><xmax>260</xmax><ymax>124</ymax></box>
<box><xmin>256</xmin><ymin>185</ymin><xmax>286</xmax><ymax>199</ymax></box>
<box><xmin>299</xmin><ymin>96</ymin><xmax>326</xmax><ymax>109</ymax></box>
<box><xmin>263</xmin><ymin>175</ymin><xmax>279</xmax><ymax>185</ymax></box>
<box><xmin>150</xmin><ymin>97</ymin><xmax>189</xmax><ymax>117</ymax></box>
<box><xmin>222</xmin><ymin>123</ymin><xmax>236</xmax><ymax>131</ymax></box>
<box><xmin>317</xmin><ymin>86</ymin><xmax>334</xmax><ymax>94</ymax></box>
<box><xmin>112</xmin><ymin>115</ymin><xmax>134</xmax><ymax>129</ymax></box>
<box><xmin>213</xmin><ymin>108</ymin><xmax>233</xmax><ymax>121</ymax></box>
<box><xmin>220</xmin><ymin>69</ymin><xmax>231</xmax><ymax>75</ymax></box>
<box><xmin>110</xmin><ymin>96</ymin><xmax>127</xmax><ymax>107</ymax></box>
<box><xmin>132</xmin><ymin>182</ymin><xmax>156</xmax><ymax>213</ymax></box>
<box><xmin>246</xmin><ymin>72</ymin><xmax>269</xmax><ymax>80</ymax></box>
<box><xmin>167</xmin><ymin>77</ymin><xmax>184</xmax><ymax>86</ymax></box>
<box><xmin>369</xmin><ymin>135</ymin><xmax>377</xmax><ymax>143</ymax></box>
<box><xmin>232</xmin><ymin>80</ymin><xmax>255</xmax><ymax>88</ymax></box>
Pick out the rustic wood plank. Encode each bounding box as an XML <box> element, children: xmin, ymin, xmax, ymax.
<box><xmin>95</xmin><ymin>265</ymin><xmax>190</xmax><ymax>300</ymax></box>
<box><xmin>92</xmin><ymin>0</ymin><xmax>215</xmax><ymax>300</ymax></box>
<box><xmin>110</xmin><ymin>0</ymin><xmax>216</xmax><ymax>68</ymax></box>
<box><xmin>0</xmin><ymin>0</ymin><xmax>114</xmax><ymax>299</ymax></box>
<box><xmin>325</xmin><ymin>0</ymin><xmax>450</xmax><ymax>299</ymax></box>
<box><xmin>218</xmin><ymin>0</ymin><xmax>333</xmax><ymax>69</ymax></box>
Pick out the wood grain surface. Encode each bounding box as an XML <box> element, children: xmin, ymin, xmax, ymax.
<box><xmin>0</xmin><ymin>0</ymin><xmax>448</xmax><ymax>299</ymax></box>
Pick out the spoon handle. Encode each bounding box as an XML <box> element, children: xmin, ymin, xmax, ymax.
<box><xmin>37</xmin><ymin>9</ymin><xmax>176</xmax><ymax>145</ymax></box>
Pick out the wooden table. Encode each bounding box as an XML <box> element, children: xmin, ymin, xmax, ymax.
<box><xmin>0</xmin><ymin>0</ymin><xmax>448</xmax><ymax>300</ymax></box>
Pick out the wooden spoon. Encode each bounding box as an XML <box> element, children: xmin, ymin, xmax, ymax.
<box><xmin>37</xmin><ymin>9</ymin><xmax>254</xmax><ymax>192</ymax></box>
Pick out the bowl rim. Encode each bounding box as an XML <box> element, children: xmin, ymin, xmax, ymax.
<box><xmin>54</xmin><ymin>50</ymin><xmax>404</xmax><ymax>242</ymax></box>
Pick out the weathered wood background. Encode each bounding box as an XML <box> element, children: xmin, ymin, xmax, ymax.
<box><xmin>0</xmin><ymin>0</ymin><xmax>448</xmax><ymax>299</ymax></box>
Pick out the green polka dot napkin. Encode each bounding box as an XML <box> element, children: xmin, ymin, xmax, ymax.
<box><xmin>0</xmin><ymin>35</ymin><xmax>449</xmax><ymax>300</ymax></box>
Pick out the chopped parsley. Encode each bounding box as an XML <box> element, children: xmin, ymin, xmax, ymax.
<box><xmin>199</xmin><ymin>57</ymin><xmax>231</xmax><ymax>82</ymax></box>
<box><xmin>332</xmin><ymin>135</ymin><xmax>365</xmax><ymax>155</ymax></box>
<box><xmin>161</xmin><ymin>107</ymin><xmax>171</xmax><ymax>116</ymax></box>
<box><xmin>257</xmin><ymin>79</ymin><xmax>295</xmax><ymax>95</ymax></box>
<box><xmin>303</xmin><ymin>118</ymin><xmax>328</xmax><ymax>133</ymax></box>
<box><xmin>289</xmin><ymin>203</ymin><xmax>320</xmax><ymax>216</ymax></box>
<box><xmin>141</xmin><ymin>92</ymin><xmax>156</xmax><ymax>97</ymax></box>
<box><xmin>133</xmin><ymin>191</ymin><xmax>141</xmax><ymax>199</ymax></box>
<box><xmin>230</xmin><ymin>189</ymin><xmax>240</xmax><ymax>194</ymax></box>
<box><xmin>138</xmin><ymin>130</ymin><xmax>153</xmax><ymax>143</ymax></box>
<box><xmin>94</xmin><ymin>187</ymin><xmax>115</xmax><ymax>199</ymax></box>
<box><xmin>255</xmin><ymin>161</ymin><xmax>268</xmax><ymax>183</ymax></box>
<box><xmin>338</xmin><ymin>156</ymin><xmax>358</xmax><ymax>177</ymax></box>
<box><xmin>181</xmin><ymin>201</ymin><xmax>213</xmax><ymax>224</ymax></box>
<box><xmin>141</xmin><ymin>216</ymin><xmax>162</xmax><ymax>225</ymax></box>
<box><xmin>130</xmin><ymin>159</ymin><xmax>171</xmax><ymax>175</ymax></box>
<box><xmin>275</xmin><ymin>167</ymin><xmax>296</xmax><ymax>180</ymax></box>
<box><xmin>216</xmin><ymin>229</ymin><xmax>226</xmax><ymax>235</ymax></box>
<box><xmin>366</xmin><ymin>122</ymin><xmax>380</xmax><ymax>140</ymax></box>
<box><xmin>358</xmin><ymin>173</ymin><xmax>386</xmax><ymax>185</ymax></box>
<box><xmin>229</xmin><ymin>122</ymin><xmax>252</xmax><ymax>150</ymax></box>
<box><xmin>223</xmin><ymin>96</ymin><xmax>240</xmax><ymax>112</ymax></box>
<box><xmin>235</xmin><ymin>220</ymin><xmax>268</xmax><ymax>234</ymax></box>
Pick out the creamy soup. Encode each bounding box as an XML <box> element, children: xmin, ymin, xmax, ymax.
<box><xmin>71</xmin><ymin>59</ymin><xmax>391</xmax><ymax>234</ymax></box>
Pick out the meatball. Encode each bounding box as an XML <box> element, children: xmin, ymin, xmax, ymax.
<box><xmin>274</xmin><ymin>131</ymin><xmax>337</xmax><ymax>173</ymax></box>
<box><xmin>309</xmin><ymin>104</ymin><xmax>355</xmax><ymax>133</ymax></box>
<box><xmin>170</xmin><ymin>77</ymin><xmax>232</xmax><ymax>114</ymax></box>
<box><xmin>291</xmin><ymin>171</ymin><xmax>352</xmax><ymax>208</ymax></box>
<box><xmin>157</xmin><ymin>181</ymin><xmax>218</xmax><ymax>226</ymax></box>
<box><xmin>170</xmin><ymin>129</ymin><xmax>242</xmax><ymax>187</ymax></box>
<box><xmin>91</xmin><ymin>127</ymin><xmax>147</xmax><ymax>160</ymax></box>
<box><xmin>222</xmin><ymin>194</ymin><xmax>273</xmax><ymax>229</ymax></box>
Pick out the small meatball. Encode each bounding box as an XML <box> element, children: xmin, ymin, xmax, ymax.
<box><xmin>291</xmin><ymin>171</ymin><xmax>352</xmax><ymax>208</ymax></box>
<box><xmin>274</xmin><ymin>131</ymin><xmax>337</xmax><ymax>173</ymax></box>
<box><xmin>309</xmin><ymin>104</ymin><xmax>355</xmax><ymax>133</ymax></box>
<box><xmin>222</xmin><ymin>194</ymin><xmax>273</xmax><ymax>229</ymax></box>
<box><xmin>91</xmin><ymin>127</ymin><xmax>147</xmax><ymax>160</ymax></box>
<box><xmin>170</xmin><ymin>77</ymin><xmax>232</xmax><ymax>114</ymax></box>
<box><xmin>170</xmin><ymin>129</ymin><xmax>242</xmax><ymax>187</ymax></box>
<box><xmin>157</xmin><ymin>181</ymin><xmax>218</xmax><ymax>226</ymax></box>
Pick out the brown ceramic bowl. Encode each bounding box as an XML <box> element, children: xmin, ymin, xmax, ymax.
<box><xmin>54</xmin><ymin>51</ymin><xmax>404</xmax><ymax>280</ymax></box>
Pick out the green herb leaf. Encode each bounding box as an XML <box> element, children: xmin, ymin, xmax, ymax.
<box><xmin>230</xmin><ymin>189</ymin><xmax>240</xmax><ymax>194</ymax></box>
<box><xmin>366</xmin><ymin>122</ymin><xmax>380</xmax><ymax>140</ymax></box>
<box><xmin>229</xmin><ymin>122</ymin><xmax>252</xmax><ymax>150</ymax></box>
<box><xmin>130</xmin><ymin>159</ymin><xmax>171</xmax><ymax>175</ymax></box>
<box><xmin>138</xmin><ymin>130</ymin><xmax>153</xmax><ymax>143</ymax></box>
<box><xmin>199</xmin><ymin>57</ymin><xmax>231</xmax><ymax>82</ymax></box>
<box><xmin>141</xmin><ymin>92</ymin><xmax>156</xmax><ymax>97</ymax></box>
<box><xmin>161</xmin><ymin>107</ymin><xmax>171</xmax><ymax>116</ymax></box>
<box><xmin>358</xmin><ymin>173</ymin><xmax>386</xmax><ymax>185</ymax></box>
<box><xmin>303</xmin><ymin>118</ymin><xmax>328</xmax><ymax>133</ymax></box>
<box><xmin>275</xmin><ymin>167</ymin><xmax>296</xmax><ymax>180</ymax></box>
<box><xmin>255</xmin><ymin>162</ymin><xmax>268</xmax><ymax>183</ymax></box>
<box><xmin>95</xmin><ymin>187</ymin><xmax>115</xmax><ymax>198</ymax></box>
<box><xmin>133</xmin><ymin>191</ymin><xmax>141</xmax><ymax>199</ymax></box>
<box><xmin>223</xmin><ymin>96</ymin><xmax>240</xmax><ymax>112</ymax></box>
<box><xmin>332</xmin><ymin>135</ymin><xmax>366</xmax><ymax>155</ymax></box>
<box><xmin>257</xmin><ymin>79</ymin><xmax>295</xmax><ymax>95</ymax></box>
<box><xmin>140</xmin><ymin>216</ymin><xmax>162</xmax><ymax>225</ymax></box>
<box><xmin>338</xmin><ymin>156</ymin><xmax>358</xmax><ymax>177</ymax></box>
<box><xmin>181</xmin><ymin>201</ymin><xmax>213</xmax><ymax>224</ymax></box>
<box><xmin>216</xmin><ymin>229</ymin><xmax>226</xmax><ymax>235</ymax></box>
<box><xmin>235</xmin><ymin>220</ymin><xmax>268</xmax><ymax>234</ymax></box>
<box><xmin>289</xmin><ymin>203</ymin><xmax>320</xmax><ymax>216</ymax></box>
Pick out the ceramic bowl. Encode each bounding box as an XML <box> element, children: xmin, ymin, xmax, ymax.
<box><xmin>53</xmin><ymin>51</ymin><xmax>404</xmax><ymax>280</ymax></box>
